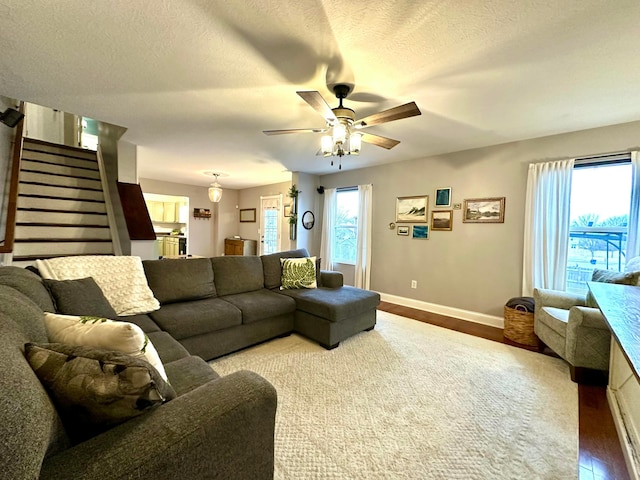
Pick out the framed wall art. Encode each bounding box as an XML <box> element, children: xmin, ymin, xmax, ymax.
<box><xmin>397</xmin><ymin>226</ymin><xmax>410</xmax><ymax>236</ymax></box>
<box><xmin>434</xmin><ymin>187</ymin><xmax>452</xmax><ymax>208</ymax></box>
<box><xmin>412</xmin><ymin>225</ymin><xmax>429</xmax><ymax>239</ymax></box>
<box><xmin>239</xmin><ymin>208</ymin><xmax>256</xmax><ymax>223</ymax></box>
<box><xmin>283</xmin><ymin>204</ymin><xmax>292</xmax><ymax>217</ymax></box>
<box><xmin>396</xmin><ymin>195</ymin><xmax>428</xmax><ymax>223</ymax></box>
<box><xmin>431</xmin><ymin>210</ymin><xmax>453</xmax><ymax>231</ymax></box>
<box><xmin>462</xmin><ymin>197</ymin><xmax>506</xmax><ymax>223</ymax></box>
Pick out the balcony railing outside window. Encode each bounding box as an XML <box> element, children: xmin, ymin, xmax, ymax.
<box><xmin>566</xmin><ymin>226</ymin><xmax>627</xmax><ymax>294</ymax></box>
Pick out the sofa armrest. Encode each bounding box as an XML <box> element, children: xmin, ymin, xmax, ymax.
<box><xmin>320</xmin><ymin>270</ymin><xmax>343</xmax><ymax>288</ymax></box>
<box><xmin>533</xmin><ymin>288</ymin><xmax>586</xmax><ymax>310</ymax></box>
<box><xmin>565</xmin><ymin>306</ymin><xmax>611</xmax><ymax>370</ymax></box>
<box><xmin>40</xmin><ymin>370</ymin><xmax>277</xmax><ymax>480</ymax></box>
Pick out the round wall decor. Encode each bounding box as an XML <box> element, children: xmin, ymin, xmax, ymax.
<box><xmin>302</xmin><ymin>211</ymin><xmax>315</xmax><ymax>230</ymax></box>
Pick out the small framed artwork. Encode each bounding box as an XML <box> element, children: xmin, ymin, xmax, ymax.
<box><xmin>434</xmin><ymin>187</ymin><xmax>452</xmax><ymax>207</ymax></box>
<box><xmin>239</xmin><ymin>208</ymin><xmax>256</xmax><ymax>223</ymax></box>
<box><xmin>396</xmin><ymin>195</ymin><xmax>428</xmax><ymax>223</ymax></box>
<box><xmin>462</xmin><ymin>197</ymin><xmax>506</xmax><ymax>223</ymax></box>
<box><xmin>397</xmin><ymin>226</ymin><xmax>410</xmax><ymax>236</ymax></box>
<box><xmin>431</xmin><ymin>210</ymin><xmax>453</xmax><ymax>231</ymax></box>
<box><xmin>412</xmin><ymin>225</ymin><xmax>429</xmax><ymax>239</ymax></box>
<box><xmin>283</xmin><ymin>204</ymin><xmax>292</xmax><ymax>217</ymax></box>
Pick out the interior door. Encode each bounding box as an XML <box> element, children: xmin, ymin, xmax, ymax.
<box><xmin>260</xmin><ymin>195</ymin><xmax>282</xmax><ymax>255</ymax></box>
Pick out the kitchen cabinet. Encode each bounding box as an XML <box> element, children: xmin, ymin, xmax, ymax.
<box><xmin>147</xmin><ymin>201</ymin><xmax>182</xmax><ymax>223</ymax></box>
<box><xmin>224</xmin><ymin>238</ymin><xmax>257</xmax><ymax>256</ymax></box>
<box><xmin>148</xmin><ymin>201</ymin><xmax>164</xmax><ymax>223</ymax></box>
<box><xmin>164</xmin><ymin>237</ymin><xmax>180</xmax><ymax>257</ymax></box>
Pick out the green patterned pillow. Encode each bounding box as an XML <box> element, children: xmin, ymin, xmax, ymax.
<box><xmin>25</xmin><ymin>342</ymin><xmax>176</xmax><ymax>443</ymax></box>
<box><xmin>280</xmin><ymin>257</ymin><xmax>317</xmax><ymax>290</ymax></box>
<box><xmin>585</xmin><ymin>269</ymin><xmax>640</xmax><ymax>307</ymax></box>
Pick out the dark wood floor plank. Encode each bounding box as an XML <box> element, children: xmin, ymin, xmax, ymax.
<box><xmin>377</xmin><ymin>301</ymin><xmax>630</xmax><ymax>480</ymax></box>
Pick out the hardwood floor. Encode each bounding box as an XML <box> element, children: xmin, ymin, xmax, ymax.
<box><xmin>377</xmin><ymin>301</ymin><xmax>630</xmax><ymax>480</ymax></box>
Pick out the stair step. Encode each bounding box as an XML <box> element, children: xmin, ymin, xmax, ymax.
<box><xmin>12</xmin><ymin>240</ymin><xmax>114</xmax><ymax>258</ymax></box>
<box><xmin>23</xmin><ymin>138</ymin><xmax>97</xmax><ymax>161</ymax></box>
<box><xmin>17</xmin><ymin>196</ymin><xmax>106</xmax><ymax>212</ymax></box>
<box><xmin>20</xmin><ymin>171</ymin><xmax>102</xmax><ymax>190</ymax></box>
<box><xmin>16</xmin><ymin>209</ymin><xmax>108</xmax><ymax>225</ymax></box>
<box><xmin>21</xmin><ymin>149</ymin><xmax>98</xmax><ymax>170</ymax></box>
<box><xmin>15</xmin><ymin>225</ymin><xmax>111</xmax><ymax>240</ymax></box>
<box><xmin>19</xmin><ymin>183</ymin><xmax>105</xmax><ymax>201</ymax></box>
<box><xmin>20</xmin><ymin>159</ymin><xmax>101</xmax><ymax>180</ymax></box>
<box><xmin>11</xmin><ymin>253</ymin><xmax>114</xmax><ymax>268</ymax></box>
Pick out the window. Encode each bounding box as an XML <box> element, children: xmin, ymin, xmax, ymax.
<box><xmin>332</xmin><ymin>188</ymin><xmax>359</xmax><ymax>264</ymax></box>
<box><xmin>566</xmin><ymin>157</ymin><xmax>631</xmax><ymax>293</ymax></box>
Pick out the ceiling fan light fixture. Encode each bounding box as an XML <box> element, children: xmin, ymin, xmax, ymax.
<box><xmin>349</xmin><ymin>133</ymin><xmax>362</xmax><ymax>154</ymax></box>
<box><xmin>332</xmin><ymin>122</ymin><xmax>346</xmax><ymax>144</ymax></box>
<box><xmin>321</xmin><ymin>135</ymin><xmax>333</xmax><ymax>155</ymax></box>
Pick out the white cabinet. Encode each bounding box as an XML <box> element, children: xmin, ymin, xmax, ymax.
<box><xmin>163</xmin><ymin>202</ymin><xmax>177</xmax><ymax>222</ymax></box>
<box><xmin>163</xmin><ymin>237</ymin><xmax>180</xmax><ymax>257</ymax></box>
<box><xmin>147</xmin><ymin>201</ymin><xmax>183</xmax><ymax>223</ymax></box>
<box><xmin>148</xmin><ymin>201</ymin><xmax>164</xmax><ymax>222</ymax></box>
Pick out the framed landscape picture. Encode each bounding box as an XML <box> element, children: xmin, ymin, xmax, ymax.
<box><xmin>462</xmin><ymin>197</ymin><xmax>506</xmax><ymax>223</ymax></box>
<box><xmin>434</xmin><ymin>187</ymin><xmax>452</xmax><ymax>207</ymax></box>
<box><xmin>396</xmin><ymin>195</ymin><xmax>428</xmax><ymax>223</ymax></box>
<box><xmin>397</xmin><ymin>226</ymin><xmax>409</xmax><ymax>236</ymax></box>
<box><xmin>431</xmin><ymin>210</ymin><xmax>453</xmax><ymax>231</ymax></box>
<box><xmin>412</xmin><ymin>225</ymin><xmax>429</xmax><ymax>239</ymax></box>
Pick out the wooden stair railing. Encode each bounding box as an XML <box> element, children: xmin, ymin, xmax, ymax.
<box><xmin>0</xmin><ymin>101</ymin><xmax>25</xmax><ymax>254</ymax></box>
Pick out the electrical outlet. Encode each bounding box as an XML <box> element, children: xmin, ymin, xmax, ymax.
<box><xmin>411</xmin><ymin>280</ymin><xmax>417</xmax><ymax>289</ymax></box>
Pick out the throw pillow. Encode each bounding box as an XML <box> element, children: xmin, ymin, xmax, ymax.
<box><xmin>280</xmin><ymin>256</ymin><xmax>317</xmax><ymax>290</ymax></box>
<box><xmin>585</xmin><ymin>269</ymin><xmax>640</xmax><ymax>307</ymax></box>
<box><xmin>25</xmin><ymin>342</ymin><xmax>176</xmax><ymax>443</ymax></box>
<box><xmin>43</xmin><ymin>312</ymin><xmax>168</xmax><ymax>381</ymax></box>
<box><xmin>44</xmin><ymin>277</ymin><xmax>118</xmax><ymax>318</ymax></box>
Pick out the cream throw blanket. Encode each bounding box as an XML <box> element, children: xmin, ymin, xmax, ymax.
<box><xmin>36</xmin><ymin>256</ymin><xmax>160</xmax><ymax>316</ymax></box>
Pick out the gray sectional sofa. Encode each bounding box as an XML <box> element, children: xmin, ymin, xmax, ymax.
<box><xmin>0</xmin><ymin>248</ymin><xmax>379</xmax><ymax>479</ymax></box>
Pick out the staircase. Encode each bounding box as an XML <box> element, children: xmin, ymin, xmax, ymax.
<box><xmin>11</xmin><ymin>138</ymin><xmax>116</xmax><ymax>267</ymax></box>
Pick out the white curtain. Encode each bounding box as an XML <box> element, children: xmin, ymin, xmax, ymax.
<box><xmin>626</xmin><ymin>151</ymin><xmax>640</xmax><ymax>259</ymax></box>
<box><xmin>355</xmin><ymin>184</ymin><xmax>373</xmax><ymax>289</ymax></box>
<box><xmin>319</xmin><ymin>188</ymin><xmax>337</xmax><ymax>271</ymax></box>
<box><xmin>522</xmin><ymin>159</ymin><xmax>574</xmax><ymax>295</ymax></box>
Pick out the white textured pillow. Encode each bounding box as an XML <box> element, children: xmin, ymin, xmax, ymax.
<box><xmin>43</xmin><ymin>313</ymin><xmax>168</xmax><ymax>381</ymax></box>
<box><xmin>36</xmin><ymin>256</ymin><xmax>160</xmax><ymax>316</ymax></box>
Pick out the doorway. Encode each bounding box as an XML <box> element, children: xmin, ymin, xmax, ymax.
<box><xmin>260</xmin><ymin>195</ymin><xmax>282</xmax><ymax>255</ymax></box>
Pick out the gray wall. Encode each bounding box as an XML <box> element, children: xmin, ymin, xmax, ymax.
<box><xmin>292</xmin><ymin>172</ymin><xmax>322</xmax><ymax>256</ymax></box>
<box><xmin>318</xmin><ymin>120</ymin><xmax>640</xmax><ymax>317</ymax></box>
<box><xmin>238</xmin><ymin>181</ymin><xmax>292</xmax><ymax>253</ymax></box>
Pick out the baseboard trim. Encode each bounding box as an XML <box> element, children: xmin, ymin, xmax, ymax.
<box><xmin>377</xmin><ymin>292</ymin><xmax>504</xmax><ymax>329</ymax></box>
<box><xmin>607</xmin><ymin>386</ymin><xmax>640</xmax><ymax>480</ymax></box>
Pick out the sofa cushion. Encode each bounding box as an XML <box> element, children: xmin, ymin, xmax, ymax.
<box><xmin>149</xmin><ymin>298</ymin><xmax>242</xmax><ymax>340</ymax></box>
<box><xmin>539</xmin><ymin>306</ymin><xmax>570</xmax><ymax>336</ymax></box>
<box><xmin>164</xmin><ymin>355</ymin><xmax>220</xmax><ymax>396</ymax></box>
<box><xmin>0</xmin><ymin>266</ymin><xmax>55</xmax><ymax>312</ymax></box>
<box><xmin>222</xmin><ymin>289</ymin><xmax>296</xmax><ymax>324</ymax></box>
<box><xmin>211</xmin><ymin>256</ymin><xmax>264</xmax><ymax>296</ymax></box>
<box><xmin>147</xmin><ymin>331</ymin><xmax>191</xmax><ymax>364</ymax></box>
<box><xmin>44</xmin><ymin>277</ymin><xmax>119</xmax><ymax>318</ymax></box>
<box><xmin>280</xmin><ymin>257</ymin><xmax>317</xmax><ymax>290</ymax></box>
<box><xmin>0</xmin><ymin>285</ymin><xmax>48</xmax><ymax>343</ymax></box>
<box><xmin>280</xmin><ymin>286</ymin><xmax>380</xmax><ymax>322</ymax></box>
<box><xmin>25</xmin><ymin>342</ymin><xmax>175</xmax><ymax>443</ymax></box>
<box><xmin>143</xmin><ymin>258</ymin><xmax>216</xmax><ymax>304</ymax></box>
<box><xmin>43</xmin><ymin>313</ymin><xmax>168</xmax><ymax>381</ymax></box>
<box><xmin>585</xmin><ymin>269</ymin><xmax>640</xmax><ymax>307</ymax></box>
<box><xmin>261</xmin><ymin>248</ymin><xmax>309</xmax><ymax>289</ymax></box>
<box><xmin>119</xmin><ymin>313</ymin><xmax>161</xmax><ymax>333</ymax></box>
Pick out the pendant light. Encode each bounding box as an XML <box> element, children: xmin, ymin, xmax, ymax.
<box><xmin>207</xmin><ymin>173</ymin><xmax>223</xmax><ymax>203</ymax></box>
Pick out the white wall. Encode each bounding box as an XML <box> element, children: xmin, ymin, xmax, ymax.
<box><xmin>292</xmin><ymin>172</ymin><xmax>322</xmax><ymax>256</ymax></box>
<box><xmin>318</xmin><ymin>120</ymin><xmax>640</xmax><ymax>318</ymax></box>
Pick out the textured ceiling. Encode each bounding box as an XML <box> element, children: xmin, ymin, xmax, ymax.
<box><xmin>1</xmin><ymin>0</ymin><xmax>640</xmax><ymax>189</ymax></box>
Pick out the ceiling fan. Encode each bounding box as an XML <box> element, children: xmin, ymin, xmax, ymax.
<box><xmin>263</xmin><ymin>84</ymin><xmax>421</xmax><ymax>169</ymax></box>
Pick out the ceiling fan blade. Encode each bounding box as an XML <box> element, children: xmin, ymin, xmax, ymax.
<box><xmin>297</xmin><ymin>91</ymin><xmax>337</xmax><ymax>123</ymax></box>
<box><xmin>361</xmin><ymin>133</ymin><xmax>400</xmax><ymax>150</ymax></box>
<box><xmin>263</xmin><ymin>128</ymin><xmax>327</xmax><ymax>136</ymax></box>
<box><xmin>354</xmin><ymin>102</ymin><xmax>421</xmax><ymax>128</ymax></box>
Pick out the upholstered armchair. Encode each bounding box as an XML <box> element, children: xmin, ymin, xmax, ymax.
<box><xmin>533</xmin><ymin>288</ymin><xmax>611</xmax><ymax>383</ymax></box>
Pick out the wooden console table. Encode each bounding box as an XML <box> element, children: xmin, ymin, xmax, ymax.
<box><xmin>588</xmin><ymin>282</ymin><xmax>640</xmax><ymax>480</ymax></box>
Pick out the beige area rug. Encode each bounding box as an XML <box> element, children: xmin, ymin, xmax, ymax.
<box><xmin>210</xmin><ymin>311</ymin><xmax>578</xmax><ymax>479</ymax></box>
